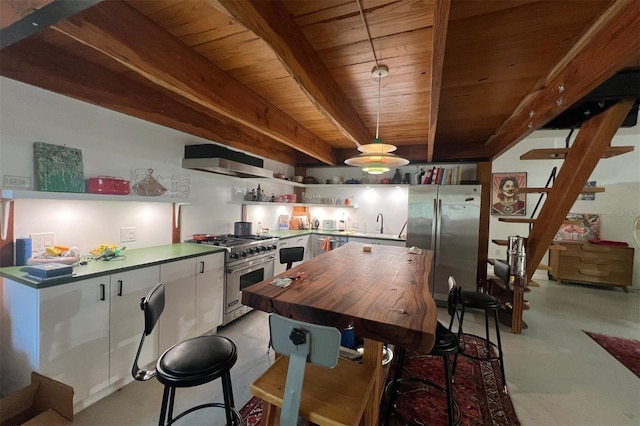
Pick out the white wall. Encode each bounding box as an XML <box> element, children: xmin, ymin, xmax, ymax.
<box><xmin>490</xmin><ymin>126</ymin><xmax>640</xmax><ymax>285</ymax></box>
<box><xmin>0</xmin><ymin>78</ymin><xmax>296</xmax><ymax>254</ymax></box>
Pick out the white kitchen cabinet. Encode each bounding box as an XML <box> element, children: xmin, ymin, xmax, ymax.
<box><xmin>274</xmin><ymin>235</ymin><xmax>310</xmax><ymax>275</ymax></box>
<box><xmin>195</xmin><ymin>252</ymin><xmax>225</xmax><ymax>336</ymax></box>
<box><xmin>39</xmin><ymin>276</ymin><xmax>111</xmax><ymax>404</ymax></box>
<box><xmin>109</xmin><ymin>266</ymin><xmax>160</xmax><ymax>386</ymax></box>
<box><xmin>348</xmin><ymin>236</ymin><xmax>406</xmax><ymax>247</ymax></box>
<box><xmin>159</xmin><ymin>258</ymin><xmax>197</xmax><ymax>354</ymax></box>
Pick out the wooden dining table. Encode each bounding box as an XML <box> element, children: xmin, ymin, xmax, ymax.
<box><xmin>242</xmin><ymin>241</ymin><xmax>438</xmax><ymax>423</ymax></box>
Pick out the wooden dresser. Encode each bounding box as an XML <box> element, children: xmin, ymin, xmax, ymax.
<box><xmin>549</xmin><ymin>242</ymin><xmax>634</xmax><ymax>292</ymax></box>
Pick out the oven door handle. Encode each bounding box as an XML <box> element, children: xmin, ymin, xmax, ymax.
<box><xmin>226</xmin><ymin>255</ymin><xmax>275</xmax><ymax>274</ymax></box>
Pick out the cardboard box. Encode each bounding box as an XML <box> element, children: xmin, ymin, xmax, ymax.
<box><xmin>0</xmin><ymin>372</ymin><xmax>73</xmax><ymax>426</ymax></box>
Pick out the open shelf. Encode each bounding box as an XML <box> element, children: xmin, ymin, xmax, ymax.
<box><xmin>238</xmin><ymin>201</ymin><xmax>356</xmax><ymax>208</ymax></box>
<box><xmin>1</xmin><ymin>189</ymin><xmax>187</xmax><ymax>203</ymax></box>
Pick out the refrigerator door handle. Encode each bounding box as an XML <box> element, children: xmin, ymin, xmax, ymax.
<box><xmin>431</xmin><ymin>198</ymin><xmax>437</xmax><ymax>252</ymax></box>
<box><xmin>436</xmin><ymin>199</ymin><xmax>443</xmax><ymax>265</ymax></box>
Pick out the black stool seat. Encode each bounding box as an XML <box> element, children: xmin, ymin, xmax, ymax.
<box><xmin>459</xmin><ymin>290</ymin><xmax>501</xmax><ymax>310</ymax></box>
<box><xmin>157</xmin><ymin>335</ymin><xmax>237</xmax><ymax>387</ymax></box>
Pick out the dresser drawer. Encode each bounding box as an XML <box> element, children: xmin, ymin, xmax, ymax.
<box><xmin>556</xmin><ymin>259</ymin><xmax>633</xmax><ymax>286</ymax></box>
<box><xmin>559</xmin><ymin>243</ymin><xmax>634</xmax><ymax>262</ymax></box>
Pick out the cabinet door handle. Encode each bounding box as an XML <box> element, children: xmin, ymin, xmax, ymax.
<box><xmin>100</xmin><ymin>284</ymin><xmax>106</xmax><ymax>301</ymax></box>
<box><xmin>200</xmin><ymin>261</ymin><xmax>205</xmax><ymax>274</ymax></box>
<box><xmin>117</xmin><ymin>280</ymin><xmax>123</xmax><ymax>296</ymax></box>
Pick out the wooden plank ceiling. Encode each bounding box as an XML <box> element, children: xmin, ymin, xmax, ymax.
<box><xmin>1</xmin><ymin>0</ymin><xmax>638</xmax><ymax>167</ymax></box>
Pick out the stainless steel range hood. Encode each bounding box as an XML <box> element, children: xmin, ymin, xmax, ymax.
<box><xmin>182</xmin><ymin>144</ymin><xmax>273</xmax><ymax>179</ymax></box>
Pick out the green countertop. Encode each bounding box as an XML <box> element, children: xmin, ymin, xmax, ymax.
<box><xmin>0</xmin><ymin>243</ymin><xmax>226</xmax><ymax>289</ymax></box>
<box><xmin>268</xmin><ymin>229</ymin><xmax>405</xmax><ymax>241</ymax></box>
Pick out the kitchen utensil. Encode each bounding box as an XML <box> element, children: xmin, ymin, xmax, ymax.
<box><xmin>192</xmin><ymin>234</ymin><xmax>218</xmax><ymax>241</ymax></box>
<box><xmin>311</xmin><ymin>217</ymin><xmax>320</xmax><ymax>229</ymax></box>
<box><xmin>234</xmin><ymin>221</ymin><xmax>252</xmax><ymax>236</ymax></box>
<box><xmin>288</xmin><ymin>218</ymin><xmax>300</xmax><ymax>230</ymax></box>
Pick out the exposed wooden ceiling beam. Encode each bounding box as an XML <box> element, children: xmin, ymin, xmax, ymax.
<box><xmin>210</xmin><ymin>0</ymin><xmax>373</xmax><ymax>149</ymax></box>
<box><xmin>0</xmin><ymin>0</ymin><xmax>54</xmax><ymax>29</ymax></box>
<box><xmin>427</xmin><ymin>0</ymin><xmax>450</xmax><ymax>162</ymax></box>
<box><xmin>486</xmin><ymin>0</ymin><xmax>640</xmax><ymax>158</ymax></box>
<box><xmin>51</xmin><ymin>1</ymin><xmax>336</xmax><ymax>165</ymax></box>
<box><xmin>525</xmin><ymin>98</ymin><xmax>635</xmax><ymax>279</ymax></box>
<box><xmin>0</xmin><ymin>0</ymin><xmax>100</xmax><ymax>48</ymax></box>
<box><xmin>0</xmin><ymin>36</ymin><xmax>298</xmax><ymax>165</ymax></box>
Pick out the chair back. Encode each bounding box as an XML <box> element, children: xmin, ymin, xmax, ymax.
<box><xmin>268</xmin><ymin>314</ymin><xmax>341</xmax><ymax>425</ymax></box>
<box><xmin>132</xmin><ymin>282</ymin><xmax>165</xmax><ymax>381</ymax></box>
<box><xmin>279</xmin><ymin>247</ymin><xmax>305</xmax><ymax>270</ymax></box>
<box><xmin>494</xmin><ymin>259</ymin><xmax>510</xmax><ymax>285</ymax></box>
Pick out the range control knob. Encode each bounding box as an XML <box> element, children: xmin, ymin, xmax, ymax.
<box><xmin>231</xmin><ymin>252</ymin><xmax>239</xmax><ymax>259</ymax></box>
<box><xmin>261</xmin><ymin>246</ymin><xmax>267</xmax><ymax>251</ymax></box>
<box><xmin>241</xmin><ymin>251</ymin><xmax>247</xmax><ymax>257</ymax></box>
<box><xmin>248</xmin><ymin>248</ymin><xmax>255</xmax><ymax>254</ymax></box>
<box><xmin>271</xmin><ymin>244</ymin><xmax>277</xmax><ymax>250</ymax></box>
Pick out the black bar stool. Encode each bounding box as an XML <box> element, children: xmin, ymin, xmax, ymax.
<box><xmin>384</xmin><ymin>285</ymin><xmax>461</xmax><ymax>426</ymax></box>
<box><xmin>132</xmin><ymin>282</ymin><xmax>241</xmax><ymax>426</ymax></box>
<box><xmin>448</xmin><ymin>272</ymin><xmax>508</xmax><ymax>394</ymax></box>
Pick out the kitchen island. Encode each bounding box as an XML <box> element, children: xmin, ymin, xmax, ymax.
<box><xmin>242</xmin><ymin>242</ymin><xmax>437</xmax><ymax>423</ymax></box>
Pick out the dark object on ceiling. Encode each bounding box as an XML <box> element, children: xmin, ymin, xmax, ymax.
<box><xmin>542</xmin><ymin>71</ymin><xmax>640</xmax><ymax>129</ymax></box>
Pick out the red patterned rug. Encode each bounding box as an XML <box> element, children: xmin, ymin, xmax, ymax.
<box><xmin>584</xmin><ymin>331</ymin><xmax>640</xmax><ymax>378</ymax></box>
<box><xmin>239</xmin><ymin>335</ymin><xmax>520</xmax><ymax>425</ymax></box>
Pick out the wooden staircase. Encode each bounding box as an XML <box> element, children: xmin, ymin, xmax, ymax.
<box><xmin>489</xmin><ymin>99</ymin><xmax>636</xmax><ymax>334</ymax></box>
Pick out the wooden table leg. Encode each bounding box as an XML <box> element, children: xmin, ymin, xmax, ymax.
<box><xmin>362</xmin><ymin>338</ymin><xmax>383</xmax><ymax>424</ymax></box>
<box><xmin>511</xmin><ymin>290</ymin><xmax>524</xmax><ymax>334</ymax></box>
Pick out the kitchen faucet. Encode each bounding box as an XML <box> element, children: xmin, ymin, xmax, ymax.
<box><xmin>376</xmin><ymin>213</ymin><xmax>384</xmax><ymax>234</ymax></box>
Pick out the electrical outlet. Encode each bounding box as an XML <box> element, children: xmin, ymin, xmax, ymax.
<box><xmin>30</xmin><ymin>232</ymin><xmax>55</xmax><ymax>255</ymax></box>
<box><xmin>120</xmin><ymin>227</ymin><xmax>136</xmax><ymax>243</ymax></box>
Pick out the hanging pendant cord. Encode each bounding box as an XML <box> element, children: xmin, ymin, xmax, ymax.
<box><xmin>375</xmin><ymin>71</ymin><xmax>381</xmax><ymax>139</ymax></box>
<box><xmin>357</xmin><ymin>0</ymin><xmax>379</xmax><ymax>67</ymax></box>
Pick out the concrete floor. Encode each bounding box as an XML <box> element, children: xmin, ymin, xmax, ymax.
<box><xmin>74</xmin><ymin>279</ymin><xmax>640</xmax><ymax>425</ymax></box>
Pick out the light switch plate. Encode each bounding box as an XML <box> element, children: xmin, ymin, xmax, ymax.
<box><xmin>30</xmin><ymin>232</ymin><xmax>55</xmax><ymax>256</ymax></box>
<box><xmin>120</xmin><ymin>227</ymin><xmax>136</xmax><ymax>243</ymax></box>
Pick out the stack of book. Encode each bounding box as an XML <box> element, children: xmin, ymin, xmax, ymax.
<box><xmin>24</xmin><ymin>263</ymin><xmax>74</xmax><ymax>282</ymax></box>
<box><xmin>421</xmin><ymin>166</ymin><xmax>463</xmax><ymax>185</ymax></box>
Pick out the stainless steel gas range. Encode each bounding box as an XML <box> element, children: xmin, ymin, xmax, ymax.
<box><xmin>187</xmin><ymin>234</ymin><xmax>278</xmax><ymax>325</ymax></box>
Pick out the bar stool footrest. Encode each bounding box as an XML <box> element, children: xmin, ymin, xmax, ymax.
<box><xmin>457</xmin><ymin>333</ymin><xmax>500</xmax><ymax>362</ymax></box>
<box><xmin>384</xmin><ymin>378</ymin><xmax>461</xmax><ymax>426</ymax></box>
<box><xmin>168</xmin><ymin>403</ymin><xmax>241</xmax><ymax>426</ymax></box>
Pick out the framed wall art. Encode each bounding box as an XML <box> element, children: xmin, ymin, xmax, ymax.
<box><xmin>491</xmin><ymin>172</ymin><xmax>527</xmax><ymax>216</ymax></box>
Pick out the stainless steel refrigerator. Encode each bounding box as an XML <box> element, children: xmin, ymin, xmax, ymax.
<box><xmin>406</xmin><ymin>185</ymin><xmax>481</xmax><ymax>302</ymax></box>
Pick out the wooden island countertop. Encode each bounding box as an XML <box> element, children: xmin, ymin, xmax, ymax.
<box><xmin>242</xmin><ymin>241</ymin><xmax>437</xmax><ymax>354</ymax></box>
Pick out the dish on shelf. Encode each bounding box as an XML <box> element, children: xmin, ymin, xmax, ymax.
<box><xmin>303</xmin><ymin>176</ymin><xmax>319</xmax><ymax>184</ymax></box>
<box><xmin>273</xmin><ymin>173</ymin><xmax>286</xmax><ymax>179</ymax></box>
<box><xmin>345</xmin><ymin>179</ymin><xmax>360</xmax><ymax>184</ymax></box>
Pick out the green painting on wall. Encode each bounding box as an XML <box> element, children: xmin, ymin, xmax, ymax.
<box><xmin>33</xmin><ymin>142</ymin><xmax>85</xmax><ymax>192</ymax></box>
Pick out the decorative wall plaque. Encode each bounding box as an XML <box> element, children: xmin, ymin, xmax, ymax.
<box><xmin>33</xmin><ymin>142</ymin><xmax>85</xmax><ymax>192</ymax></box>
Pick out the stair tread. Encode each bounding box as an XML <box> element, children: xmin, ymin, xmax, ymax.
<box><xmin>520</xmin><ymin>146</ymin><xmax>634</xmax><ymax>160</ymax></box>
<box><xmin>514</xmin><ymin>187</ymin><xmax>605</xmax><ymax>194</ymax></box>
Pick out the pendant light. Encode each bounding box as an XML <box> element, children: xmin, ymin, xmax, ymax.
<box><xmin>344</xmin><ymin>65</ymin><xmax>409</xmax><ymax>174</ymax></box>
